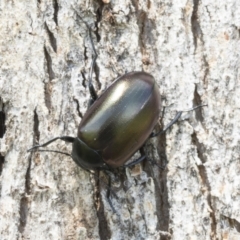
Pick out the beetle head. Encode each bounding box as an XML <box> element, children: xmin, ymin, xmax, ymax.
<box><xmin>72</xmin><ymin>137</ymin><xmax>106</xmax><ymax>170</ymax></box>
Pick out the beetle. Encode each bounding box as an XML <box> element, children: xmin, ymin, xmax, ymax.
<box><xmin>28</xmin><ymin>15</ymin><xmax>205</xmax><ymax>209</ymax></box>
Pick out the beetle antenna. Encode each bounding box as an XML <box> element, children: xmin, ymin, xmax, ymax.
<box><xmin>27</xmin><ymin>136</ymin><xmax>75</xmax><ymax>152</ymax></box>
<box><xmin>28</xmin><ymin>135</ymin><xmax>119</xmax><ymax>208</ymax></box>
<box><xmin>29</xmin><ymin>149</ymin><xmax>71</xmax><ymax>157</ymax></box>
<box><xmin>150</xmin><ymin>104</ymin><xmax>207</xmax><ymax>138</ymax></box>
<box><xmin>29</xmin><ymin>143</ymin><xmax>119</xmax><ymax>209</ymax></box>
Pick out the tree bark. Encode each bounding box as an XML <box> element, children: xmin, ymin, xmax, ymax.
<box><xmin>0</xmin><ymin>0</ymin><xmax>240</xmax><ymax>239</ymax></box>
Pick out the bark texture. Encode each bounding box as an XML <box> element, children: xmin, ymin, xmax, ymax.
<box><xmin>0</xmin><ymin>0</ymin><xmax>240</xmax><ymax>239</ymax></box>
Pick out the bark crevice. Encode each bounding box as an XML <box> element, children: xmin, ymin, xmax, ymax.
<box><xmin>154</xmin><ymin>133</ymin><xmax>169</xmax><ymax>232</ymax></box>
<box><xmin>53</xmin><ymin>0</ymin><xmax>59</xmax><ymax>26</ymax></box>
<box><xmin>96</xmin><ymin>173</ymin><xmax>111</xmax><ymax>240</ymax></box>
<box><xmin>73</xmin><ymin>97</ymin><xmax>83</xmax><ymax>119</ymax></box>
<box><xmin>191</xmin><ymin>0</ymin><xmax>209</xmax><ymax>84</ymax></box>
<box><xmin>93</xmin><ymin>2</ymin><xmax>103</xmax><ymax>91</ymax></box>
<box><xmin>44</xmin><ymin>46</ymin><xmax>54</xmax><ymax>111</ymax></box>
<box><xmin>45</xmin><ymin>23</ymin><xmax>57</xmax><ymax>54</ymax></box>
<box><xmin>19</xmin><ymin>110</ymin><xmax>38</xmax><ymax>233</ymax></box>
<box><xmin>192</xmin><ymin>132</ymin><xmax>217</xmax><ymax>239</ymax></box>
<box><xmin>0</xmin><ymin>99</ymin><xmax>6</xmax><ymax>176</ymax></box>
<box><xmin>193</xmin><ymin>84</ymin><xmax>204</xmax><ymax>122</ymax></box>
<box><xmin>81</xmin><ymin>70</ymin><xmax>87</xmax><ymax>88</ymax></box>
<box><xmin>191</xmin><ymin>0</ymin><xmax>200</xmax><ymax>51</ymax></box>
<box><xmin>221</xmin><ymin>215</ymin><xmax>240</xmax><ymax>233</ymax></box>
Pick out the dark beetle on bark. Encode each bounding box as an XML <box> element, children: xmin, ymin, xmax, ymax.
<box><xmin>28</xmin><ymin>13</ymin><xmax>205</xmax><ymax>210</ymax></box>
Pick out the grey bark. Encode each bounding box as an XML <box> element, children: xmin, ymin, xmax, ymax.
<box><xmin>0</xmin><ymin>0</ymin><xmax>240</xmax><ymax>239</ymax></box>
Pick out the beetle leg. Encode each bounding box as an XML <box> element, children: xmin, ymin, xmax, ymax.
<box><xmin>146</xmin><ymin>157</ymin><xmax>166</xmax><ymax>170</ymax></box>
<box><xmin>27</xmin><ymin>136</ymin><xmax>75</xmax><ymax>152</ymax></box>
<box><xmin>88</xmin><ymin>27</ymin><xmax>98</xmax><ymax>103</ymax></box>
<box><xmin>102</xmin><ymin>170</ymin><xmax>118</xmax><ymax>212</ymax></box>
<box><xmin>106</xmin><ymin>174</ymin><xmax>117</xmax><ymax>213</ymax></box>
<box><xmin>86</xmin><ymin>170</ymin><xmax>118</xmax><ymax>212</ymax></box>
<box><xmin>124</xmin><ymin>147</ymin><xmax>165</xmax><ymax>169</ymax></box>
<box><xmin>124</xmin><ymin>155</ymin><xmax>146</xmax><ymax>168</ymax></box>
<box><xmin>141</xmin><ymin>147</ymin><xmax>166</xmax><ymax>170</ymax></box>
<box><xmin>150</xmin><ymin>104</ymin><xmax>207</xmax><ymax>138</ymax></box>
<box><xmin>29</xmin><ymin>149</ymin><xmax>71</xmax><ymax>157</ymax></box>
<box><xmin>150</xmin><ymin>112</ymin><xmax>182</xmax><ymax>138</ymax></box>
<box><xmin>87</xmin><ymin>98</ymin><xmax>95</xmax><ymax>109</ymax></box>
<box><xmin>124</xmin><ymin>147</ymin><xmax>146</xmax><ymax>168</ymax></box>
<box><xmin>75</xmin><ymin>12</ymin><xmax>98</xmax><ymax>104</ymax></box>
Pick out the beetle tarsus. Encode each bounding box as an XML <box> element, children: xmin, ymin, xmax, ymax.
<box><xmin>182</xmin><ymin>104</ymin><xmax>207</xmax><ymax>112</ymax></box>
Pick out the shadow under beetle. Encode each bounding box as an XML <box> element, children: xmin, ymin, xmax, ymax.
<box><xmin>28</xmin><ymin>14</ymin><xmax>205</xmax><ymax>210</ymax></box>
